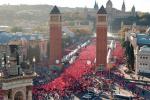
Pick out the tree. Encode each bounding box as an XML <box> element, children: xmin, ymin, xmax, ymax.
<box><xmin>130</xmin><ymin>44</ymin><xmax>135</xmax><ymax>70</ymax></box>
<box><xmin>124</xmin><ymin>40</ymin><xmax>135</xmax><ymax>71</ymax></box>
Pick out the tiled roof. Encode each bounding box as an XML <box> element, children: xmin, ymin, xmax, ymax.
<box><xmin>50</xmin><ymin>6</ymin><xmax>61</xmax><ymax>14</ymax></box>
<box><xmin>97</xmin><ymin>5</ymin><xmax>107</xmax><ymax>14</ymax></box>
<box><xmin>0</xmin><ymin>31</ymin><xmax>45</xmax><ymax>44</ymax></box>
<box><xmin>137</xmin><ymin>33</ymin><xmax>150</xmax><ymax>46</ymax></box>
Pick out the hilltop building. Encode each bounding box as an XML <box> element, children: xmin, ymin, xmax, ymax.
<box><xmin>82</xmin><ymin>0</ymin><xmax>136</xmax><ymax>32</ymax></box>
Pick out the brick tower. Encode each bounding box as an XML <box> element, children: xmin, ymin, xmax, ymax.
<box><xmin>96</xmin><ymin>5</ymin><xmax>107</xmax><ymax>68</ymax></box>
<box><xmin>49</xmin><ymin>6</ymin><xmax>62</xmax><ymax>66</ymax></box>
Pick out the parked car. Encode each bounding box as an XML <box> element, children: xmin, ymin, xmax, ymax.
<box><xmin>81</xmin><ymin>91</ymin><xmax>96</xmax><ymax>100</ymax></box>
<box><xmin>113</xmin><ymin>94</ymin><xmax>133</xmax><ymax>100</ymax></box>
<box><xmin>81</xmin><ymin>93</ymin><xmax>94</xmax><ymax>100</ymax></box>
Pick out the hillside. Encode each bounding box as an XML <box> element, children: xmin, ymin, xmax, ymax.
<box><xmin>0</xmin><ymin>5</ymin><xmax>84</xmax><ymax>33</ymax></box>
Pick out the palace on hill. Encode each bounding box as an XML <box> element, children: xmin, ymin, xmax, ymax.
<box><xmin>65</xmin><ymin>0</ymin><xmax>136</xmax><ymax>32</ymax></box>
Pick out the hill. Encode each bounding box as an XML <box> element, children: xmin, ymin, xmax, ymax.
<box><xmin>0</xmin><ymin>5</ymin><xmax>84</xmax><ymax>33</ymax></box>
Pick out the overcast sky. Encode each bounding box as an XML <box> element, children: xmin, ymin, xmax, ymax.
<box><xmin>0</xmin><ymin>0</ymin><xmax>149</xmax><ymax>12</ymax></box>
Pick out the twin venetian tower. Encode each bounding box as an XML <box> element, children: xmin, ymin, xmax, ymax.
<box><xmin>49</xmin><ymin>5</ymin><xmax>107</xmax><ymax>68</ymax></box>
<box><xmin>96</xmin><ymin>6</ymin><xmax>107</xmax><ymax>68</ymax></box>
<box><xmin>49</xmin><ymin>6</ymin><xmax>62</xmax><ymax>66</ymax></box>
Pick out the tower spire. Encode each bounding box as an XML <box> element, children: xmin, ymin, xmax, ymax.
<box><xmin>94</xmin><ymin>0</ymin><xmax>99</xmax><ymax>10</ymax></box>
<box><xmin>122</xmin><ymin>0</ymin><xmax>125</xmax><ymax>12</ymax></box>
<box><xmin>50</xmin><ymin>5</ymin><xmax>61</xmax><ymax>14</ymax></box>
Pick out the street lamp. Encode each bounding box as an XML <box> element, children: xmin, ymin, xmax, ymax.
<box><xmin>7</xmin><ymin>60</ymin><xmax>10</xmax><ymax>67</ymax></box>
<box><xmin>33</xmin><ymin>57</ymin><xmax>36</xmax><ymax>74</ymax></box>
<box><xmin>1</xmin><ymin>57</ymin><xmax>4</xmax><ymax>67</ymax></box>
<box><xmin>0</xmin><ymin>71</ymin><xmax>3</xmax><ymax>77</ymax></box>
<box><xmin>99</xmin><ymin>64</ymin><xmax>104</xmax><ymax>92</ymax></box>
<box><xmin>1</xmin><ymin>61</ymin><xmax>5</xmax><ymax>68</ymax></box>
<box><xmin>55</xmin><ymin>60</ymin><xmax>60</xmax><ymax>64</ymax></box>
<box><xmin>7</xmin><ymin>56</ymin><xmax>9</xmax><ymax>59</ymax></box>
<box><xmin>86</xmin><ymin>60</ymin><xmax>92</xmax><ymax>65</ymax></box>
<box><xmin>86</xmin><ymin>60</ymin><xmax>92</xmax><ymax>93</ymax></box>
<box><xmin>19</xmin><ymin>56</ymin><xmax>22</xmax><ymax>64</ymax></box>
<box><xmin>7</xmin><ymin>56</ymin><xmax>10</xmax><ymax>67</ymax></box>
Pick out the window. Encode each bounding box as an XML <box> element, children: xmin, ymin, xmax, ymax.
<box><xmin>98</xmin><ymin>16</ymin><xmax>106</xmax><ymax>22</ymax></box>
<box><xmin>51</xmin><ymin>16</ymin><xmax>59</xmax><ymax>22</ymax></box>
<box><xmin>8</xmin><ymin>90</ymin><xmax>12</xmax><ymax>99</ymax></box>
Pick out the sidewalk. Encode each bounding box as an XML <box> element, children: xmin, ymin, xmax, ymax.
<box><xmin>114</xmin><ymin>84</ymin><xmax>133</xmax><ymax>97</ymax></box>
<box><xmin>118</xmin><ymin>65</ymin><xmax>150</xmax><ymax>82</ymax></box>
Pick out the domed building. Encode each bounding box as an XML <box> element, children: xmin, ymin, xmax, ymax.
<box><xmin>83</xmin><ymin>0</ymin><xmax>136</xmax><ymax>32</ymax></box>
<box><xmin>105</xmin><ymin>0</ymin><xmax>136</xmax><ymax>31</ymax></box>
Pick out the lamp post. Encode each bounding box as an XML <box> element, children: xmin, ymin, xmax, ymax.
<box><xmin>86</xmin><ymin>60</ymin><xmax>92</xmax><ymax>93</ymax></box>
<box><xmin>55</xmin><ymin>60</ymin><xmax>60</xmax><ymax>65</ymax></box>
<box><xmin>86</xmin><ymin>60</ymin><xmax>92</xmax><ymax>65</ymax></box>
<box><xmin>33</xmin><ymin>57</ymin><xmax>36</xmax><ymax>74</ymax></box>
<box><xmin>0</xmin><ymin>72</ymin><xmax>2</xmax><ymax>77</ymax></box>
<box><xmin>7</xmin><ymin>56</ymin><xmax>10</xmax><ymax>67</ymax></box>
<box><xmin>107</xmin><ymin>64</ymin><xmax>112</xmax><ymax>99</ymax></box>
<box><xmin>1</xmin><ymin>61</ymin><xmax>5</xmax><ymax>68</ymax></box>
<box><xmin>99</xmin><ymin>64</ymin><xmax>104</xmax><ymax>93</ymax></box>
<box><xmin>1</xmin><ymin>57</ymin><xmax>4</xmax><ymax>68</ymax></box>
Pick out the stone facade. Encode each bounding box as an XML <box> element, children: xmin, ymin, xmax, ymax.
<box><xmin>83</xmin><ymin>0</ymin><xmax>136</xmax><ymax>31</ymax></box>
<box><xmin>136</xmin><ymin>46</ymin><xmax>150</xmax><ymax>74</ymax></box>
<box><xmin>0</xmin><ymin>77</ymin><xmax>33</xmax><ymax>100</ymax></box>
<box><xmin>126</xmin><ymin>32</ymin><xmax>150</xmax><ymax>74</ymax></box>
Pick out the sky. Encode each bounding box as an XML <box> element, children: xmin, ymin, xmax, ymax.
<box><xmin>0</xmin><ymin>0</ymin><xmax>150</xmax><ymax>12</ymax></box>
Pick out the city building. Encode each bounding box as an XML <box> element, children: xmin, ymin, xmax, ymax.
<box><xmin>136</xmin><ymin>45</ymin><xmax>150</xmax><ymax>74</ymax></box>
<box><xmin>0</xmin><ymin>67</ymin><xmax>34</xmax><ymax>100</ymax></box>
<box><xmin>96</xmin><ymin>5</ymin><xmax>107</xmax><ymax>68</ymax></box>
<box><xmin>83</xmin><ymin>0</ymin><xmax>136</xmax><ymax>32</ymax></box>
<box><xmin>0</xmin><ymin>31</ymin><xmax>48</xmax><ymax>64</ymax></box>
<box><xmin>63</xmin><ymin>20</ymin><xmax>94</xmax><ymax>34</ymax></box>
<box><xmin>49</xmin><ymin>6</ymin><xmax>62</xmax><ymax>66</ymax></box>
<box><xmin>135</xmin><ymin>33</ymin><xmax>150</xmax><ymax>74</ymax></box>
<box><xmin>105</xmin><ymin>0</ymin><xmax>136</xmax><ymax>25</ymax></box>
<box><xmin>126</xmin><ymin>32</ymin><xmax>150</xmax><ymax>74</ymax></box>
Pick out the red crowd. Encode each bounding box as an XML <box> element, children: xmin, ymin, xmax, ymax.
<box><xmin>112</xmin><ymin>41</ymin><xmax>124</xmax><ymax>65</ymax></box>
<box><xmin>33</xmin><ymin>44</ymin><xmax>96</xmax><ymax>97</ymax></box>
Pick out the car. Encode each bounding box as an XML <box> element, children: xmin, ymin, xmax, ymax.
<box><xmin>81</xmin><ymin>92</ymin><xmax>95</xmax><ymax>100</ymax></box>
<box><xmin>113</xmin><ymin>94</ymin><xmax>133</xmax><ymax>100</ymax></box>
<box><xmin>92</xmin><ymin>96</ymin><xmax>102</xmax><ymax>100</ymax></box>
<box><xmin>38</xmin><ymin>79</ymin><xmax>46</xmax><ymax>84</ymax></box>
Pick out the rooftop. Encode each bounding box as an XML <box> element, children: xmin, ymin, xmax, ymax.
<box><xmin>97</xmin><ymin>5</ymin><xmax>107</xmax><ymax>14</ymax></box>
<box><xmin>50</xmin><ymin>6</ymin><xmax>61</xmax><ymax>14</ymax></box>
<box><xmin>136</xmin><ymin>33</ymin><xmax>150</xmax><ymax>46</ymax></box>
<box><xmin>0</xmin><ymin>31</ymin><xmax>45</xmax><ymax>44</ymax></box>
<box><xmin>139</xmin><ymin>45</ymin><xmax>150</xmax><ymax>52</ymax></box>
